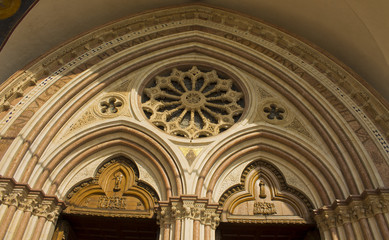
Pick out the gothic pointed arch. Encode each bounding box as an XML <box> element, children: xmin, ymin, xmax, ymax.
<box><xmin>218</xmin><ymin>160</ymin><xmax>314</xmax><ymax>224</ymax></box>
<box><xmin>64</xmin><ymin>156</ymin><xmax>159</xmax><ymax>218</ymax></box>
<box><xmin>0</xmin><ymin>4</ymin><xmax>388</xmax><ymax>240</ymax></box>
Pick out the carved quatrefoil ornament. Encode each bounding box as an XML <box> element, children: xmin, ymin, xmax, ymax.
<box><xmin>94</xmin><ymin>95</ymin><xmax>125</xmax><ymax>118</ymax></box>
<box><xmin>141</xmin><ymin>66</ymin><xmax>245</xmax><ymax>138</ymax></box>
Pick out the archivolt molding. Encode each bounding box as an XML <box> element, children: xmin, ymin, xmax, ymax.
<box><xmin>197</xmin><ymin>129</ymin><xmax>349</xmax><ymax>204</ymax></box>
<box><xmin>28</xmin><ymin>125</ymin><xmax>184</xmax><ymax>199</ymax></box>
<box><xmin>0</xmin><ymin>177</ymin><xmax>64</xmax><ymax>222</ymax></box>
<box><xmin>0</xmin><ymin>5</ymin><xmax>387</xmax><ymax>147</ymax></box>
<box><xmin>0</xmin><ymin>4</ymin><xmax>387</xmax><ymax>202</ymax></box>
<box><xmin>50</xmin><ymin>146</ymin><xmax>163</xmax><ymax>201</ymax></box>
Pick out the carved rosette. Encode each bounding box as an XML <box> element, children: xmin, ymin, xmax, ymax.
<box><xmin>142</xmin><ymin>66</ymin><xmax>245</xmax><ymax>138</ymax></box>
<box><xmin>93</xmin><ymin>95</ymin><xmax>125</xmax><ymax>118</ymax></box>
<box><xmin>155</xmin><ymin>196</ymin><xmax>221</xmax><ymax>229</ymax></box>
<box><xmin>256</xmin><ymin>98</ymin><xmax>293</xmax><ymax>126</ymax></box>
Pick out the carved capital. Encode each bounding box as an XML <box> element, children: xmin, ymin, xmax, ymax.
<box><xmin>19</xmin><ymin>198</ymin><xmax>39</xmax><ymax>212</ymax></box>
<box><xmin>156</xmin><ymin>205</ymin><xmax>174</xmax><ymax>225</ymax></box>
<box><xmin>2</xmin><ymin>192</ymin><xmax>23</xmax><ymax>207</ymax></box>
<box><xmin>155</xmin><ymin>196</ymin><xmax>222</xmax><ymax>229</ymax></box>
<box><xmin>335</xmin><ymin>207</ymin><xmax>352</xmax><ymax>225</ymax></box>
<box><xmin>351</xmin><ymin>204</ymin><xmax>370</xmax><ymax>220</ymax></box>
<box><xmin>0</xmin><ymin>181</ymin><xmax>14</xmax><ymax>202</ymax></box>
<box><xmin>0</xmin><ymin>177</ymin><xmax>65</xmax><ymax>221</ymax></box>
<box><xmin>365</xmin><ymin>196</ymin><xmax>386</xmax><ymax>215</ymax></box>
<box><xmin>314</xmin><ymin>215</ymin><xmax>326</xmax><ymax>231</ymax></box>
<box><xmin>314</xmin><ymin>209</ymin><xmax>337</xmax><ymax>231</ymax></box>
<box><xmin>314</xmin><ymin>189</ymin><xmax>389</xmax><ymax>228</ymax></box>
<box><xmin>33</xmin><ymin>202</ymin><xmax>62</xmax><ymax>222</ymax></box>
<box><xmin>324</xmin><ymin>212</ymin><xmax>337</xmax><ymax>229</ymax></box>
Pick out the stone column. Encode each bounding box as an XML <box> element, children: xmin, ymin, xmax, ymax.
<box><xmin>31</xmin><ymin>200</ymin><xmax>62</xmax><ymax>240</ymax></box>
<box><xmin>9</xmin><ymin>198</ymin><xmax>37</xmax><ymax>239</ymax></box>
<box><xmin>0</xmin><ymin>192</ymin><xmax>22</xmax><ymax>239</ymax></box>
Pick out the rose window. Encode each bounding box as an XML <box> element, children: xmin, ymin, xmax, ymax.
<box><xmin>141</xmin><ymin>66</ymin><xmax>245</xmax><ymax>138</ymax></box>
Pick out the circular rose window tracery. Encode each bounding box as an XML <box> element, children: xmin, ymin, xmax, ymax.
<box><xmin>141</xmin><ymin>66</ymin><xmax>245</xmax><ymax>138</ymax></box>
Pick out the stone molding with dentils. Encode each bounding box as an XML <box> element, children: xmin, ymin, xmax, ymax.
<box><xmin>314</xmin><ymin>188</ymin><xmax>389</xmax><ymax>231</ymax></box>
<box><xmin>0</xmin><ymin>177</ymin><xmax>65</xmax><ymax>222</ymax></box>
<box><xmin>155</xmin><ymin>195</ymin><xmax>221</xmax><ymax>229</ymax></box>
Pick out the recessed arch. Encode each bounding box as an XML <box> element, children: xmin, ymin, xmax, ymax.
<box><xmin>63</xmin><ymin>155</ymin><xmax>158</xmax><ymax>218</ymax></box>
<box><xmin>33</xmin><ymin>125</ymin><xmax>185</xmax><ymax>199</ymax></box>
<box><xmin>1</xmin><ymin>36</ymin><xmax>382</xmax><ymax>193</ymax></box>
<box><xmin>218</xmin><ymin>160</ymin><xmax>314</xmax><ymax>224</ymax></box>
<box><xmin>0</xmin><ymin>4</ymin><xmax>388</xmax><ymax>240</ymax></box>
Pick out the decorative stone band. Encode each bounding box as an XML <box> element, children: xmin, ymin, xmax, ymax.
<box><xmin>0</xmin><ymin>177</ymin><xmax>65</xmax><ymax>222</ymax></box>
<box><xmin>314</xmin><ymin>188</ymin><xmax>389</xmax><ymax>231</ymax></box>
<box><xmin>155</xmin><ymin>195</ymin><xmax>221</xmax><ymax>229</ymax></box>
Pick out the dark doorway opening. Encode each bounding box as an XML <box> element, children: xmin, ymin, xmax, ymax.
<box><xmin>216</xmin><ymin>222</ymin><xmax>320</xmax><ymax>240</ymax></box>
<box><xmin>53</xmin><ymin>214</ymin><xmax>159</xmax><ymax>240</ymax></box>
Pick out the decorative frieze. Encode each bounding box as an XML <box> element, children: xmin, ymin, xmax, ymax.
<box><xmin>314</xmin><ymin>189</ymin><xmax>389</xmax><ymax>231</ymax></box>
<box><xmin>155</xmin><ymin>196</ymin><xmax>221</xmax><ymax>229</ymax></box>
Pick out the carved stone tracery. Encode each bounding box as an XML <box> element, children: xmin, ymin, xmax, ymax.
<box><xmin>142</xmin><ymin>66</ymin><xmax>245</xmax><ymax>138</ymax></box>
<box><xmin>100</xmin><ymin>97</ymin><xmax>122</xmax><ymax>114</ymax></box>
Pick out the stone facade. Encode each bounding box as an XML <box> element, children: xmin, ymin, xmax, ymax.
<box><xmin>0</xmin><ymin>5</ymin><xmax>388</xmax><ymax>240</ymax></box>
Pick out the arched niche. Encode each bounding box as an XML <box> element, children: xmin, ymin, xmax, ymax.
<box><xmin>219</xmin><ymin>160</ymin><xmax>314</xmax><ymax>224</ymax></box>
<box><xmin>63</xmin><ymin>156</ymin><xmax>159</xmax><ymax>218</ymax></box>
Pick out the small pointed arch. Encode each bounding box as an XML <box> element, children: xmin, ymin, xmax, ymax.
<box><xmin>218</xmin><ymin>160</ymin><xmax>314</xmax><ymax>224</ymax></box>
<box><xmin>64</xmin><ymin>156</ymin><xmax>159</xmax><ymax>218</ymax></box>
